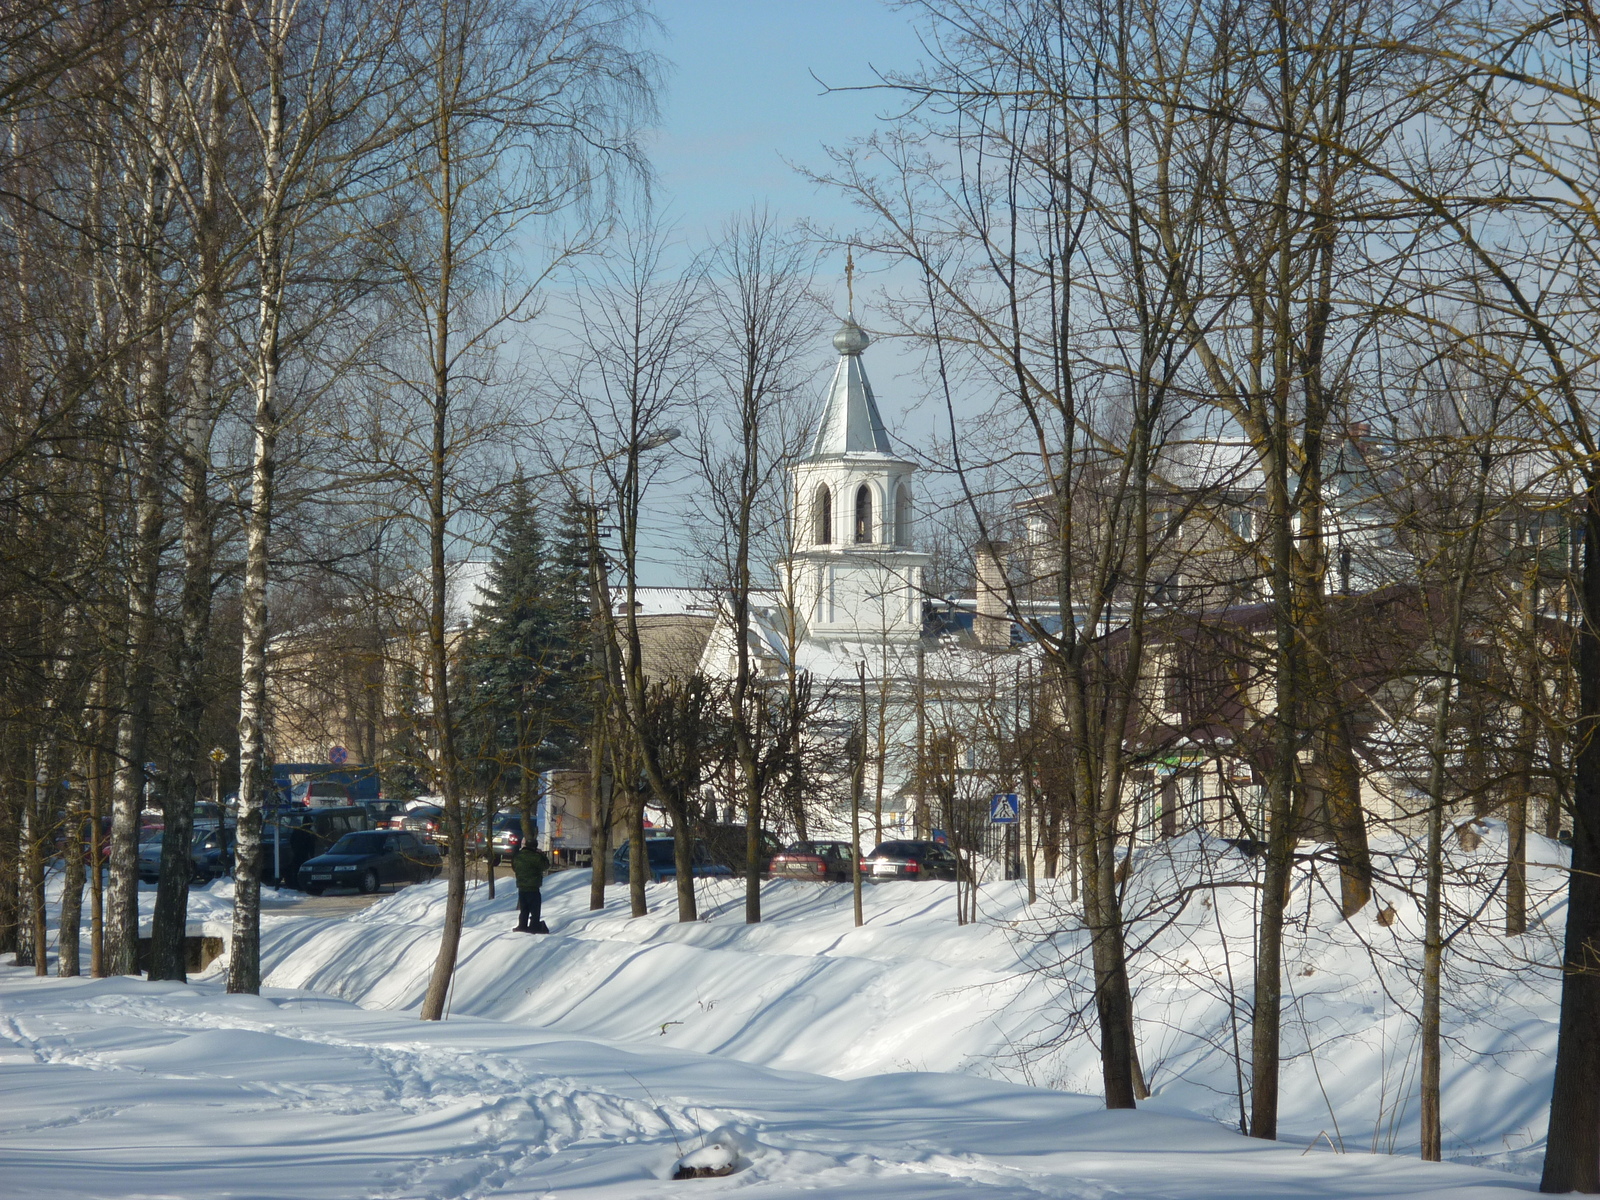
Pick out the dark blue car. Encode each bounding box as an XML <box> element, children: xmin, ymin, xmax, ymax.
<box><xmin>612</xmin><ymin>837</ymin><xmax>731</xmax><ymax>883</ymax></box>
<box><xmin>298</xmin><ymin>830</ymin><xmax>442</xmax><ymax>894</ymax></box>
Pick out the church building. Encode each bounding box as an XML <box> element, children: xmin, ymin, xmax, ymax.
<box><xmin>695</xmin><ymin>309</ymin><xmax>1008</xmax><ymax>838</ymax></box>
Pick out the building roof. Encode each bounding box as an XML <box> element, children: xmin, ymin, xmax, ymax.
<box><xmin>804</xmin><ymin>317</ymin><xmax>895</xmax><ymax>459</ymax></box>
<box><xmin>609</xmin><ymin>586</ymin><xmax>719</xmax><ymax>618</ymax></box>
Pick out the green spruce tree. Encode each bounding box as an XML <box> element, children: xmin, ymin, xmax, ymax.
<box><xmin>460</xmin><ymin>482</ymin><xmax>591</xmax><ymax>804</ymax></box>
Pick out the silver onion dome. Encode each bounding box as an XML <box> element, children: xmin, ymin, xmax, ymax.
<box><xmin>832</xmin><ymin>316</ymin><xmax>870</xmax><ymax>356</ymax></box>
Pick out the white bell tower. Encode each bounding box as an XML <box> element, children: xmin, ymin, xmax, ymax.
<box><xmin>785</xmin><ymin>311</ymin><xmax>928</xmax><ymax>643</ymax></box>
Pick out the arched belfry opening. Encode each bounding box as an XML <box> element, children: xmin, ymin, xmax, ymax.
<box><xmin>894</xmin><ymin>483</ymin><xmax>912</xmax><ymax>545</ymax></box>
<box><xmin>815</xmin><ymin>485</ymin><xmax>833</xmax><ymax>545</ymax></box>
<box><xmin>854</xmin><ymin>485</ymin><xmax>873</xmax><ymax>543</ymax></box>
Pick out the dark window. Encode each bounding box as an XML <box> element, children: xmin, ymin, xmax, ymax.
<box><xmin>855</xmin><ymin>485</ymin><xmax>873</xmax><ymax>543</ymax></box>
<box><xmin>815</xmin><ymin>486</ymin><xmax>833</xmax><ymax>544</ymax></box>
<box><xmin>331</xmin><ymin>833</ymin><xmax>386</xmax><ymax>855</ymax></box>
<box><xmin>875</xmin><ymin>841</ymin><xmax>927</xmax><ymax>857</ymax></box>
<box><xmin>895</xmin><ymin>485</ymin><xmax>912</xmax><ymax>544</ymax></box>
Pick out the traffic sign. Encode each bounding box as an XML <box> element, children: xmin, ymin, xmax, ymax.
<box><xmin>328</xmin><ymin>746</ymin><xmax>349</xmax><ymax>765</ymax></box>
<box><xmin>210</xmin><ymin>747</ymin><xmax>228</xmax><ymax>764</ymax></box>
<box><xmin>990</xmin><ymin>793</ymin><xmax>1020</xmax><ymax>824</ymax></box>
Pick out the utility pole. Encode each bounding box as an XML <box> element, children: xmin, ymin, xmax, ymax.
<box><xmin>915</xmin><ymin>644</ymin><xmax>926</xmax><ymax>837</ymax></box>
<box><xmin>853</xmin><ymin>661</ymin><xmax>866</xmax><ymax>928</ymax></box>
<box><xmin>1024</xmin><ymin>660</ymin><xmax>1036</xmax><ymax>905</ymax></box>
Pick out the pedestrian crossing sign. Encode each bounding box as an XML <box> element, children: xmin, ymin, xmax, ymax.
<box><xmin>990</xmin><ymin>793</ymin><xmax>1020</xmax><ymax>824</ymax></box>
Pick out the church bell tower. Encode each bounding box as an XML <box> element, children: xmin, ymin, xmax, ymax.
<box><xmin>786</xmin><ymin>311</ymin><xmax>928</xmax><ymax>644</ymax></box>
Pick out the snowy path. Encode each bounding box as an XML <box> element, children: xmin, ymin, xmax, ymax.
<box><xmin>0</xmin><ymin>969</ymin><xmax>1533</xmax><ymax>1199</ymax></box>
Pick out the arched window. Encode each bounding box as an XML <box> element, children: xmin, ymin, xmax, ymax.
<box><xmin>894</xmin><ymin>484</ymin><xmax>912</xmax><ymax>545</ymax></box>
<box><xmin>855</xmin><ymin>484</ymin><xmax>873</xmax><ymax>543</ymax></box>
<box><xmin>814</xmin><ymin>485</ymin><xmax>832</xmax><ymax>544</ymax></box>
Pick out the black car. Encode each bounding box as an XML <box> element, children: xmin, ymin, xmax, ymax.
<box><xmin>297</xmin><ymin>830</ymin><xmax>441</xmax><ymax>895</ymax></box>
<box><xmin>360</xmin><ymin>800</ymin><xmax>405</xmax><ymax>827</ymax></box>
<box><xmin>862</xmin><ymin>840</ymin><xmax>960</xmax><ymax>881</ymax></box>
<box><xmin>767</xmin><ymin>840</ymin><xmax>855</xmax><ymax>882</ymax></box>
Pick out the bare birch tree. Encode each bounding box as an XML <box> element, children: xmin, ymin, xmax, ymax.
<box><xmin>226</xmin><ymin>0</ymin><xmax>411</xmax><ymax>994</ymax></box>
<box><xmin>691</xmin><ymin>209</ymin><xmax>823</xmax><ymax>924</ymax></box>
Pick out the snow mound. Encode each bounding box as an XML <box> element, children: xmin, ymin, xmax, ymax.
<box><xmin>252</xmin><ymin>824</ymin><xmax>1566</xmax><ymax>1175</ymax></box>
<box><xmin>671</xmin><ymin>1124</ymin><xmax>749</xmax><ymax>1177</ymax></box>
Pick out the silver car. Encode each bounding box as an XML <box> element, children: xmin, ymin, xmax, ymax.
<box><xmin>488</xmin><ymin>814</ymin><xmax>529</xmax><ymax>865</ymax></box>
<box><xmin>137</xmin><ymin>823</ymin><xmax>232</xmax><ymax>883</ymax></box>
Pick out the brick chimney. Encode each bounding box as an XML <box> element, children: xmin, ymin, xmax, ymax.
<box><xmin>975</xmin><ymin>540</ymin><xmax>1012</xmax><ymax>650</ymax></box>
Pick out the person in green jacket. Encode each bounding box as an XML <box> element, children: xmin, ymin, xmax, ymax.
<box><xmin>511</xmin><ymin>837</ymin><xmax>550</xmax><ymax>933</ymax></box>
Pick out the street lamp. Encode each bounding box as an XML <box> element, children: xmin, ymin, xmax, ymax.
<box><xmin>635</xmin><ymin>427</ymin><xmax>682</xmax><ymax>453</ymax></box>
<box><xmin>552</xmin><ymin>426</ymin><xmax>683</xmax><ymax>478</ymax></box>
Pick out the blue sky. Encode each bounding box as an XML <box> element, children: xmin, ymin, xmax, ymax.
<box><xmin>649</xmin><ymin>1</ymin><xmax>926</xmax><ymax>244</ymax></box>
<box><xmin>618</xmin><ymin>1</ymin><xmax>941</xmax><ymax>585</ymax></box>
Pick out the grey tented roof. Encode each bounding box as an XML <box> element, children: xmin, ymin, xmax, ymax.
<box><xmin>806</xmin><ymin>318</ymin><xmax>894</xmax><ymax>458</ymax></box>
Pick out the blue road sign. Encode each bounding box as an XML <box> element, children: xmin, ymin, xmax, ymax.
<box><xmin>990</xmin><ymin>793</ymin><xmax>1020</xmax><ymax>824</ymax></box>
<box><xmin>328</xmin><ymin>745</ymin><xmax>349</xmax><ymax>765</ymax></box>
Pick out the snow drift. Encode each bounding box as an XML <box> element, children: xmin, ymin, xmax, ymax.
<box><xmin>245</xmin><ymin>822</ymin><xmax>1566</xmax><ymax>1176</ymax></box>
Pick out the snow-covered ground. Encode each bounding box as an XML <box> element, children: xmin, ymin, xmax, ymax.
<box><xmin>0</xmin><ymin>825</ymin><xmax>1563</xmax><ymax>1197</ymax></box>
<box><xmin>0</xmin><ymin>970</ymin><xmax>1533</xmax><ymax>1198</ymax></box>
<box><xmin>253</xmin><ymin>826</ymin><xmax>1566</xmax><ymax>1171</ymax></box>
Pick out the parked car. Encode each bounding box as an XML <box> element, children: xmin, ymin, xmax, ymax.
<box><xmin>54</xmin><ymin>815</ymin><xmax>113</xmax><ymax>866</ymax></box>
<box><xmin>861</xmin><ymin>840</ymin><xmax>960</xmax><ymax>881</ymax></box>
<box><xmin>397</xmin><ymin>804</ymin><xmax>445</xmax><ymax>844</ymax></box>
<box><xmin>701</xmin><ymin>824</ymin><xmax>783</xmax><ymax>876</ymax></box>
<box><xmin>136</xmin><ymin>832</ymin><xmax>164</xmax><ymax>883</ymax></box>
<box><xmin>190</xmin><ymin>825</ymin><xmax>235</xmax><ymax>882</ymax></box>
<box><xmin>138</xmin><ymin>823</ymin><xmax>234</xmax><ymax>884</ymax></box>
<box><xmin>261</xmin><ymin>806</ymin><xmax>371</xmax><ymax>887</ymax></box>
<box><xmin>767</xmin><ymin>840</ymin><xmax>855</xmax><ymax>882</ymax></box>
<box><xmin>291</xmin><ymin>780</ymin><xmax>353</xmax><ymax>809</ymax></box>
<box><xmin>297</xmin><ymin>830</ymin><xmax>442</xmax><ymax>895</ymax></box>
<box><xmin>360</xmin><ymin>800</ymin><xmax>404</xmax><ymax>828</ymax></box>
<box><xmin>487</xmin><ymin>814</ymin><xmax>529</xmax><ymax>865</ymax></box>
<box><xmin>612</xmin><ymin>837</ymin><xmax>731</xmax><ymax>883</ymax></box>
